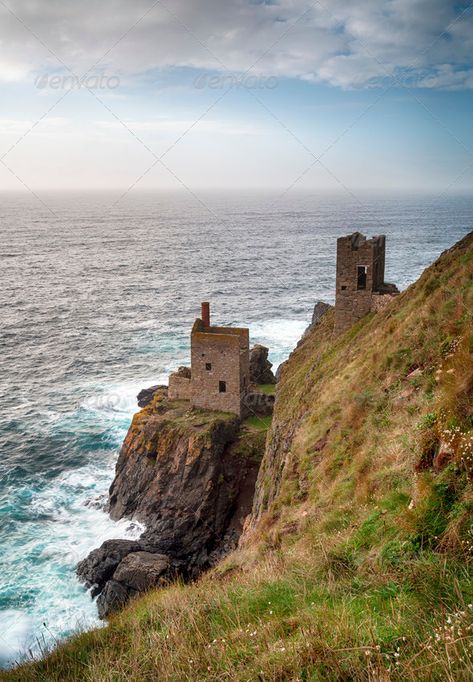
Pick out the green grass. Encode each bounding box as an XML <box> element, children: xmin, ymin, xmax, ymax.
<box><xmin>243</xmin><ymin>414</ymin><xmax>273</xmax><ymax>430</ymax></box>
<box><xmin>256</xmin><ymin>383</ymin><xmax>276</xmax><ymax>395</ymax></box>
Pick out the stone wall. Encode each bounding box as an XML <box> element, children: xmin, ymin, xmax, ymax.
<box><xmin>191</xmin><ymin>320</ymin><xmax>249</xmax><ymax>417</ymax></box>
<box><xmin>334</xmin><ymin>232</ymin><xmax>386</xmax><ymax>335</ymax></box>
<box><xmin>370</xmin><ymin>291</ymin><xmax>398</xmax><ymax>313</ymax></box>
<box><xmin>168</xmin><ymin>374</ymin><xmax>191</xmax><ymax>400</ymax></box>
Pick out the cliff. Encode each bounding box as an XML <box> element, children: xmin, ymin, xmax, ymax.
<box><xmin>77</xmin><ymin>390</ymin><xmax>263</xmax><ymax>616</ymax></box>
<box><xmin>249</xmin><ymin>231</ymin><xmax>473</xmax><ymax>534</ymax></box>
<box><xmin>7</xmin><ymin>232</ymin><xmax>473</xmax><ymax>681</ymax></box>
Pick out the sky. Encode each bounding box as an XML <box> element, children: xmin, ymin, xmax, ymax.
<box><xmin>0</xmin><ymin>0</ymin><xmax>473</xmax><ymax>197</ymax></box>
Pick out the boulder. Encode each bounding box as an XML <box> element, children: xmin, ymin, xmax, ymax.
<box><xmin>243</xmin><ymin>392</ymin><xmax>275</xmax><ymax>417</ymax></box>
<box><xmin>76</xmin><ymin>539</ymin><xmax>143</xmax><ymax>595</ymax></box>
<box><xmin>113</xmin><ymin>551</ymin><xmax>171</xmax><ymax>592</ymax></box>
<box><xmin>137</xmin><ymin>385</ymin><xmax>167</xmax><ymax>408</ymax></box>
<box><xmin>249</xmin><ymin>345</ymin><xmax>276</xmax><ymax>385</ymax></box>
<box><xmin>433</xmin><ymin>440</ymin><xmax>454</xmax><ymax>471</ymax></box>
<box><xmin>97</xmin><ymin>580</ymin><xmax>135</xmax><ymax>619</ymax></box>
<box><xmin>275</xmin><ymin>360</ymin><xmax>288</xmax><ymax>383</ymax></box>
<box><xmin>95</xmin><ymin>551</ymin><xmax>172</xmax><ymax>618</ymax></box>
<box><xmin>304</xmin><ymin>301</ymin><xmax>333</xmax><ymax>337</ymax></box>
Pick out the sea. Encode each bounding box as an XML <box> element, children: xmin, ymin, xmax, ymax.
<box><xmin>0</xmin><ymin>190</ymin><xmax>471</xmax><ymax>668</ymax></box>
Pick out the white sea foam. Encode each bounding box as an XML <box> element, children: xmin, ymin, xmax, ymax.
<box><xmin>0</xmin><ymin>611</ymin><xmax>33</xmax><ymax>668</ymax></box>
<box><xmin>81</xmin><ymin>377</ymin><xmax>169</xmax><ymax>417</ymax></box>
<box><xmin>249</xmin><ymin>318</ymin><xmax>308</xmax><ymax>368</ymax></box>
<box><xmin>0</xmin><ymin>459</ymin><xmax>144</xmax><ymax>667</ymax></box>
<box><xmin>0</xmin><ymin>389</ymin><xmax>145</xmax><ymax>668</ymax></box>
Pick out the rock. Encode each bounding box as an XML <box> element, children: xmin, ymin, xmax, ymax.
<box><xmin>96</xmin><ymin>552</ymin><xmax>172</xmax><ymax>618</ymax></box>
<box><xmin>97</xmin><ymin>579</ymin><xmax>135</xmax><ymax>619</ymax></box>
<box><xmin>79</xmin><ymin>393</ymin><xmax>262</xmax><ymax>617</ymax></box>
<box><xmin>392</xmin><ymin>386</ymin><xmax>415</xmax><ymax>406</ymax></box>
<box><xmin>303</xmin><ymin>301</ymin><xmax>333</xmax><ymax>337</ymax></box>
<box><xmin>275</xmin><ymin>360</ymin><xmax>288</xmax><ymax>383</ymax></box>
<box><xmin>243</xmin><ymin>391</ymin><xmax>275</xmax><ymax>417</ymax></box>
<box><xmin>249</xmin><ymin>345</ymin><xmax>276</xmax><ymax>385</ymax></box>
<box><xmin>84</xmin><ymin>494</ymin><xmax>107</xmax><ymax>510</ymax></box>
<box><xmin>433</xmin><ymin>440</ymin><xmax>454</xmax><ymax>471</ymax></box>
<box><xmin>113</xmin><ymin>551</ymin><xmax>171</xmax><ymax>592</ymax></box>
<box><xmin>76</xmin><ymin>539</ymin><xmax>143</xmax><ymax>594</ymax></box>
<box><xmin>137</xmin><ymin>385</ymin><xmax>167</xmax><ymax>408</ymax></box>
<box><xmin>108</xmin><ymin>398</ymin><xmax>259</xmax><ymax>570</ymax></box>
<box><xmin>310</xmin><ymin>301</ymin><xmax>333</xmax><ymax>329</ymax></box>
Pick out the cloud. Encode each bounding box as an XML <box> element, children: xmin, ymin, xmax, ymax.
<box><xmin>0</xmin><ymin>0</ymin><xmax>471</xmax><ymax>89</ymax></box>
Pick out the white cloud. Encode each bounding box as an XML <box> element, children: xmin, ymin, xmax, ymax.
<box><xmin>0</xmin><ymin>0</ymin><xmax>471</xmax><ymax>89</ymax></box>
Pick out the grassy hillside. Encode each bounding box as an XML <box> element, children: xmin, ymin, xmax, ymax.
<box><xmin>4</xmin><ymin>233</ymin><xmax>473</xmax><ymax>681</ymax></box>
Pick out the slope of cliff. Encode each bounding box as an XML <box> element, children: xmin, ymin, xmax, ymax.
<box><xmin>5</xmin><ymin>232</ymin><xmax>473</xmax><ymax>681</ymax></box>
<box><xmin>76</xmin><ymin>390</ymin><xmax>264</xmax><ymax>617</ymax></box>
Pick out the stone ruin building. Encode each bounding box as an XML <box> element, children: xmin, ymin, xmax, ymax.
<box><xmin>165</xmin><ymin>234</ymin><xmax>397</xmax><ymax>417</ymax></box>
<box><xmin>334</xmin><ymin>232</ymin><xmax>399</xmax><ymax>335</ymax></box>
<box><xmin>168</xmin><ymin>302</ymin><xmax>250</xmax><ymax>417</ymax></box>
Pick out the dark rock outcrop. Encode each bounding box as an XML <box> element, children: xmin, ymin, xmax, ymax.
<box><xmin>113</xmin><ymin>551</ymin><xmax>171</xmax><ymax>592</ymax></box>
<box><xmin>77</xmin><ymin>539</ymin><xmax>143</xmax><ymax>596</ymax></box>
<box><xmin>304</xmin><ymin>301</ymin><xmax>333</xmax><ymax>336</ymax></box>
<box><xmin>137</xmin><ymin>385</ymin><xmax>167</xmax><ymax>408</ymax></box>
<box><xmin>97</xmin><ymin>580</ymin><xmax>132</xmax><ymax>619</ymax></box>
<box><xmin>243</xmin><ymin>391</ymin><xmax>275</xmax><ymax>417</ymax></box>
<box><xmin>249</xmin><ymin>345</ymin><xmax>276</xmax><ymax>384</ymax></box>
<box><xmin>78</xmin><ymin>393</ymin><xmax>262</xmax><ymax>617</ymax></box>
<box><xmin>95</xmin><ymin>551</ymin><xmax>173</xmax><ymax>618</ymax></box>
<box><xmin>275</xmin><ymin>360</ymin><xmax>288</xmax><ymax>383</ymax></box>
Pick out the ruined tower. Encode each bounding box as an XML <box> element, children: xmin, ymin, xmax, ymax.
<box><xmin>190</xmin><ymin>303</ymin><xmax>249</xmax><ymax>417</ymax></box>
<box><xmin>334</xmin><ymin>232</ymin><xmax>398</xmax><ymax>335</ymax></box>
<box><xmin>168</xmin><ymin>303</ymin><xmax>250</xmax><ymax>417</ymax></box>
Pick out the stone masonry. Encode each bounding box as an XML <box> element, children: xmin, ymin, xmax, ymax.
<box><xmin>168</xmin><ymin>366</ymin><xmax>191</xmax><ymax>401</ymax></box>
<box><xmin>190</xmin><ymin>304</ymin><xmax>249</xmax><ymax>417</ymax></box>
<box><xmin>334</xmin><ymin>232</ymin><xmax>399</xmax><ymax>335</ymax></box>
<box><xmin>168</xmin><ymin>303</ymin><xmax>250</xmax><ymax>418</ymax></box>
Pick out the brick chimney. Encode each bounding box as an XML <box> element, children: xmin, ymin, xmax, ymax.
<box><xmin>201</xmin><ymin>301</ymin><xmax>210</xmax><ymax>328</ymax></box>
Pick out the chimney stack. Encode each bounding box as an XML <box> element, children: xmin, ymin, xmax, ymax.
<box><xmin>201</xmin><ymin>302</ymin><xmax>210</xmax><ymax>328</ymax></box>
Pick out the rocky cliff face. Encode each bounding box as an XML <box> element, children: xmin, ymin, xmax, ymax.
<box><xmin>249</xmin><ymin>344</ymin><xmax>276</xmax><ymax>384</ymax></box>
<box><xmin>78</xmin><ymin>389</ymin><xmax>262</xmax><ymax>616</ymax></box>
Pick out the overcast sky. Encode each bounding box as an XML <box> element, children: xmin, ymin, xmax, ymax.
<box><xmin>0</xmin><ymin>0</ymin><xmax>472</xmax><ymax>195</ymax></box>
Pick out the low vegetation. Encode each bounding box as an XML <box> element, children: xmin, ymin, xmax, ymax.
<box><xmin>4</xmin><ymin>233</ymin><xmax>473</xmax><ymax>681</ymax></box>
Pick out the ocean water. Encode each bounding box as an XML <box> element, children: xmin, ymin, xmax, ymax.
<box><xmin>0</xmin><ymin>190</ymin><xmax>472</xmax><ymax>667</ymax></box>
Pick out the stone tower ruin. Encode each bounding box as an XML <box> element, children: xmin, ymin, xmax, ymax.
<box><xmin>168</xmin><ymin>303</ymin><xmax>250</xmax><ymax>417</ymax></box>
<box><xmin>334</xmin><ymin>232</ymin><xmax>399</xmax><ymax>335</ymax></box>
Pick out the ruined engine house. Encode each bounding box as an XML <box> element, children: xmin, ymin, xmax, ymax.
<box><xmin>168</xmin><ymin>303</ymin><xmax>250</xmax><ymax>417</ymax></box>
<box><xmin>334</xmin><ymin>232</ymin><xmax>399</xmax><ymax>335</ymax></box>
